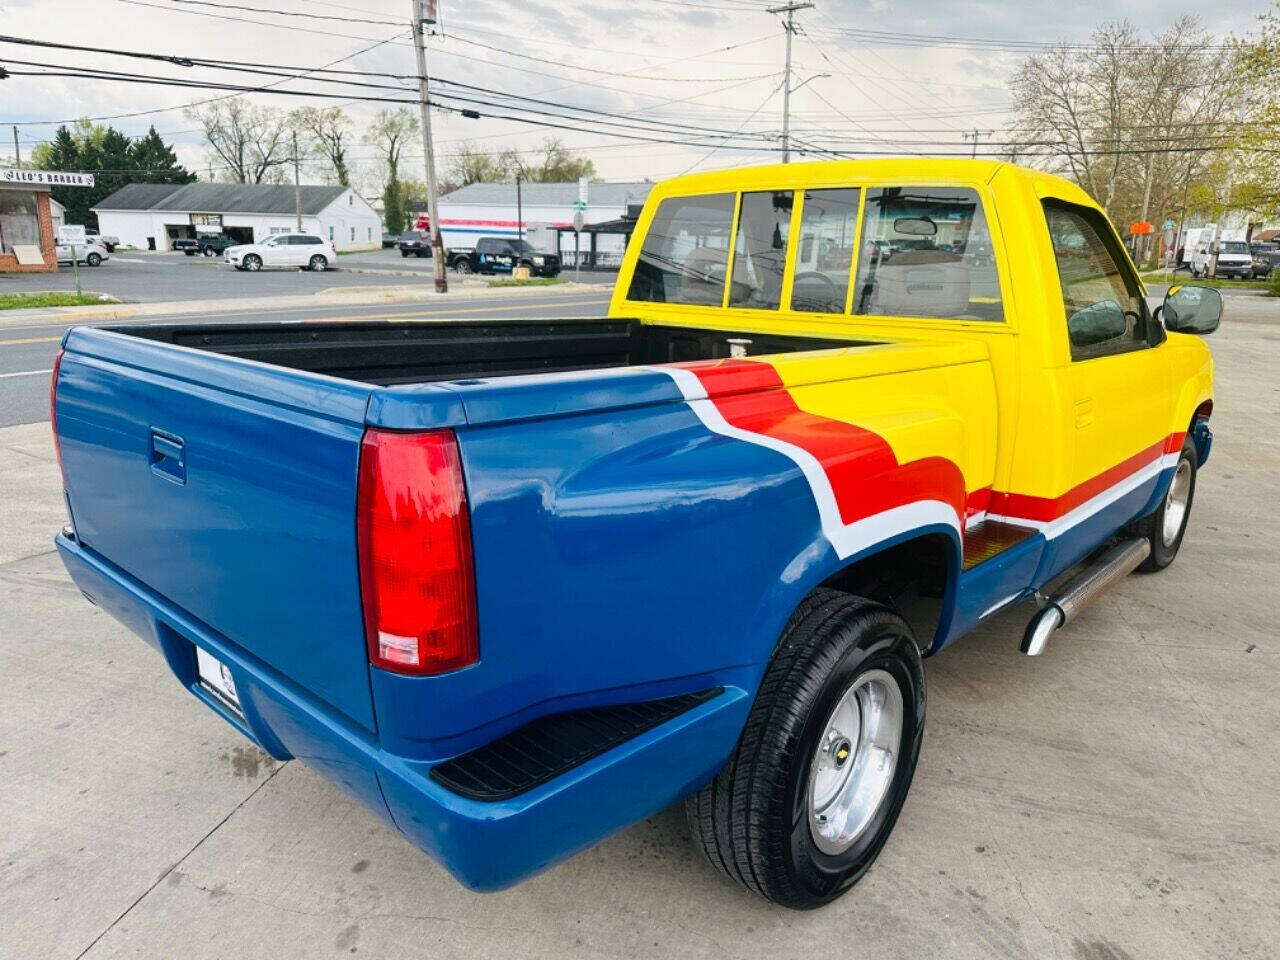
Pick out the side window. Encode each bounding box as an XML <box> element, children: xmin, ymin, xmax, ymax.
<box><xmin>1043</xmin><ymin>201</ymin><xmax>1149</xmax><ymax>361</ymax></box>
<box><xmin>852</xmin><ymin>186</ymin><xmax>1003</xmax><ymax>321</ymax></box>
<box><xmin>728</xmin><ymin>191</ymin><xmax>793</xmax><ymax>310</ymax></box>
<box><xmin>791</xmin><ymin>188</ymin><xmax>860</xmax><ymax>314</ymax></box>
<box><xmin>627</xmin><ymin>193</ymin><xmax>736</xmax><ymax>305</ymax></box>
<box><xmin>477</xmin><ymin>238</ymin><xmax>497</xmax><ymax>254</ymax></box>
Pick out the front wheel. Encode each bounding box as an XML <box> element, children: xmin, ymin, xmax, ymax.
<box><xmin>203</xmin><ymin>247</ymin><xmax>217</xmax><ymax>257</ymax></box>
<box><xmin>686</xmin><ymin>590</ymin><xmax>925</xmax><ymax>909</ymax></box>
<box><xmin>309</xmin><ymin>254</ymin><xmax>328</xmax><ymax>272</ymax></box>
<box><xmin>242</xmin><ymin>254</ymin><xmax>262</xmax><ymax>272</ymax></box>
<box><xmin>401</xmin><ymin>249</ymin><xmax>410</xmax><ymax>257</ymax></box>
<box><xmin>86</xmin><ymin>253</ymin><xmax>102</xmax><ymax>267</ymax></box>
<box><xmin>1135</xmin><ymin>435</ymin><xmax>1198</xmax><ymax>571</ymax></box>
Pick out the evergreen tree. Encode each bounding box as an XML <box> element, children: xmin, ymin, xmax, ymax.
<box><xmin>33</xmin><ymin>122</ymin><xmax>193</xmax><ymax>229</ymax></box>
<box><xmin>130</xmin><ymin>127</ymin><xmax>196</xmax><ymax>184</ymax></box>
<box><xmin>383</xmin><ymin>177</ymin><xmax>406</xmax><ymax>234</ymax></box>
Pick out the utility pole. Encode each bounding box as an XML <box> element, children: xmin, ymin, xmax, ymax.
<box><xmin>411</xmin><ymin>0</ymin><xmax>448</xmax><ymax>293</ymax></box>
<box><xmin>515</xmin><ymin>171</ymin><xmax>524</xmax><ymax>246</ymax></box>
<box><xmin>767</xmin><ymin>2</ymin><xmax>812</xmax><ymax>164</ymax></box>
<box><xmin>12</xmin><ymin>126</ymin><xmax>20</xmax><ymax>169</ymax></box>
<box><xmin>292</xmin><ymin>129</ymin><xmax>303</xmax><ymax>231</ymax></box>
<box><xmin>962</xmin><ymin>129</ymin><xmax>995</xmax><ymax>159</ymax></box>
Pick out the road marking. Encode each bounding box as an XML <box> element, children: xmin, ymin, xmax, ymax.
<box><xmin>0</xmin><ymin>368</ymin><xmax>53</xmax><ymax>379</ymax></box>
<box><xmin>0</xmin><ymin>336</ymin><xmax>61</xmax><ymax>347</ymax></box>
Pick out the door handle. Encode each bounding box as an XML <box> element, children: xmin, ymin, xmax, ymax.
<box><xmin>1073</xmin><ymin>397</ymin><xmax>1094</xmax><ymax>429</ymax></box>
<box><xmin>150</xmin><ymin>429</ymin><xmax>186</xmax><ymax>484</ymax></box>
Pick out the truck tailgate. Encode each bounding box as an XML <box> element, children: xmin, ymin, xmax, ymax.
<box><xmin>56</xmin><ymin>327</ymin><xmax>379</xmax><ymax>731</ymax></box>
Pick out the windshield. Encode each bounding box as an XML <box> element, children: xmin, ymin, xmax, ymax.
<box><xmin>1221</xmin><ymin>241</ymin><xmax>1249</xmax><ymax>254</ymax></box>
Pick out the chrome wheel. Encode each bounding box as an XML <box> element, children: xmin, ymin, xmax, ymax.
<box><xmin>244</xmin><ymin>255</ymin><xmax>261</xmax><ymax>272</ymax></box>
<box><xmin>807</xmin><ymin>668</ymin><xmax>904</xmax><ymax>855</ymax></box>
<box><xmin>1162</xmin><ymin>458</ymin><xmax>1192</xmax><ymax>547</ymax></box>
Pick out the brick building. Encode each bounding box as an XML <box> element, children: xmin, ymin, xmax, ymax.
<box><xmin>0</xmin><ymin>169</ymin><xmax>95</xmax><ymax>274</ymax></box>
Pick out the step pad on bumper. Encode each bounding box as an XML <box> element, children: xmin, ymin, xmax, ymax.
<box><xmin>430</xmin><ymin>688</ymin><xmax>723</xmax><ymax>801</ymax></box>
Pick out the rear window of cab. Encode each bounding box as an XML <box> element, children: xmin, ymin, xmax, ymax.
<box><xmin>627</xmin><ymin>184</ymin><xmax>1003</xmax><ymax>322</ymax></box>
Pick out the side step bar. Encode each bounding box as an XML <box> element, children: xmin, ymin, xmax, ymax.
<box><xmin>1021</xmin><ymin>538</ymin><xmax>1151</xmax><ymax>656</ymax></box>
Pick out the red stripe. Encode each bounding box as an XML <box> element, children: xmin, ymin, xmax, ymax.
<box><xmin>991</xmin><ymin>432</ymin><xmax>1184</xmax><ymax>523</ymax></box>
<box><xmin>678</xmin><ymin>360</ymin><xmax>967</xmax><ymax>526</ymax></box>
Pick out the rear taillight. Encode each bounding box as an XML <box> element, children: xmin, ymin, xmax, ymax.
<box><xmin>357</xmin><ymin>428</ymin><xmax>478</xmax><ymax>675</ymax></box>
<box><xmin>50</xmin><ymin>349</ymin><xmax>66</xmax><ymax>488</ymax></box>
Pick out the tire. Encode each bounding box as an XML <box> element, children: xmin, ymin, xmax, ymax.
<box><xmin>86</xmin><ymin>253</ymin><xmax>102</xmax><ymax>267</ymax></box>
<box><xmin>454</xmin><ymin>259</ymin><xmax>472</xmax><ymax>275</ymax></box>
<box><xmin>401</xmin><ymin>249</ymin><xmax>410</xmax><ymax>258</ymax></box>
<box><xmin>184</xmin><ymin>250</ymin><xmax>196</xmax><ymax>256</ymax></box>
<box><xmin>309</xmin><ymin>254</ymin><xmax>328</xmax><ymax>272</ymax></box>
<box><xmin>243</xmin><ymin>255</ymin><xmax>262</xmax><ymax>272</ymax></box>
<box><xmin>686</xmin><ymin>590</ymin><xmax>925</xmax><ymax>910</ymax></box>
<box><xmin>203</xmin><ymin>247</ymin><xmax>217</xmax><ymax>257</ymax></box>
<box><xmin>1134</xmin><ymin>435</ymin><xmax>1197</xmax><ymax>572</ymax></box>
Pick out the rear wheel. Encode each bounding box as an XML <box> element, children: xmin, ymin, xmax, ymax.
<box><xmin>686</xmin><ymin>590</ymin><xmax>925</xmax><ymax>909</ymax></box>
<box><xmin>454</xmin><ymin>259</ymin><xmax>472</xmax><ymax>274</ymax></box>
<box><xmin>309</xmin><ymin>254</ymin><xmax>328</xmax><ymax>272</ymax></box>
<box><xmin>1135</xmin><ymin>436</ymin><xmax>1197</xmax><ymax>571</ymax></box>
<box><xmin>243</xmin><ymin>254</ymin><xmax>262</xmax><ymax>272</ymax></box>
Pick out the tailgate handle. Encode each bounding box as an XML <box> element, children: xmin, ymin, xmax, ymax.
<box><xmin>150</xmin><ymin>430</ymin><xmax>186</xmax><ymax>484</ymax></box>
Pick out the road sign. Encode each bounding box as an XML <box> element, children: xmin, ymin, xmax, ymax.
<box><xmin>572</xmin><ymin>200</ymin><xmax>587</xmax><ymax>213</ymax></box>
<box><xmin>573</xmin><ymin>210</ymin><xmax>585</xmax><ymax>232</ymax></box>
<box><xmin>1129</xmin><ymin>221</ymin><xmax>1153</xmax><ymax>236</ymax></box>
<box><xmin>57</xmin><ymin>224</ymin><xmax>85</xmax><ymax>244</ymax></box>
<box><xmin>1163</xmin><ymin>219</ymin><xmax>1177</xmax><ymax>230</ymax></box>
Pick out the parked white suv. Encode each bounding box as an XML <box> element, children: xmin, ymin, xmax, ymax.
<box><xmin>224</xmin><ymin>233</ymin><xmax>336</xmax><ymax>272</ymax></box>
<box><xmin>56</xmin><ymin>239</ymin><xmax>110</xmax><ymax>267</ymax></box>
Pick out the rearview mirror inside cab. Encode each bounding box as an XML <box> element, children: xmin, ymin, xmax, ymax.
<box><xmin>892</xmin><ymin>216</ymin><xmax>937</xmax><ymax>237</ymax></box>
<box><xmin>1163</xmin><ymin>284</ymin><xmax>1222</xmax><ymax>336</ymax></box>
<box><xmin>1067</xmin><ymin>299</ymin><xmax>1128</xmax><ymax>347</ymax></box>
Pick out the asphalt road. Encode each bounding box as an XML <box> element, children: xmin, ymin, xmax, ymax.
<box><xmin>0</xmin><ymin>288</ymin><xmax>614</xmax><ymax>428</ymax></box>
<box><xmin>0</xmin><ymin>249</ymin><xmax>615</xmax><ymax>304</ymax></box>
<box><xmin>2</xmin><ymin>308</ymin><xmax>1276</xmax><ymax>959</ymax></box>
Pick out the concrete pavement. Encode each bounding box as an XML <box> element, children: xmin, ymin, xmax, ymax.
<box><xmin>1</xmin><ymin>313</ymin><xmax>1277</xmax><ymax>959</ymax></box>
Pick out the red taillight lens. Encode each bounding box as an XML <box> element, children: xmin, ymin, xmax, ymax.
<box><xmin>357</xmin><ymin>428</ymin><xmax>478</xmax><ymax>675</ymax></box>
<box><xmin>50</xmin><ymin>349</ymin><xmax>66</xmax><ymax>488</ymax></box>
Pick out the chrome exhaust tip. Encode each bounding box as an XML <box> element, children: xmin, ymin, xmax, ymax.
<box><xmin>1019</xmin><ymin>538</ymin><xmax>1151</xmax><ymax>656</ymax></box>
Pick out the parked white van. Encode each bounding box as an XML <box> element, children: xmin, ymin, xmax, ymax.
<box><xmin>1190</xmin><ymin>239</ymin><xmax>1253</xmax><ymax>279</ymax></box>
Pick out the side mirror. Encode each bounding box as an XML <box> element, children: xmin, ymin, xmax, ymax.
<box><xmin>1067</xmin><ymin>299</ymin><xmax>1128</xmax><ymax>347</ymax></box>
<box><xmin>1163</xmin><ymin>284</ymin><xmax>1222</xmax><ymax>335</ymax></box>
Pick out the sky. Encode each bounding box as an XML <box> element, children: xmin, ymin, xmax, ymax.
<box><xmin>0</xmin><ymin>0</ymin><xmax>1268</xmax><ymax>191</ymax></box>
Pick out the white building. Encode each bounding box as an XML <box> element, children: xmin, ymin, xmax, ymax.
<box><xmin>49</xmin><ymin>197</ymin><xmax>65</xmax><ymax>232</ymax></box>
<box><xmin>93</xmin><ymin>182</ymin><xmax>382</xmax><ymax>252</ymax></box>
<box><xmin>436</xmin><ymin>181</ymin><xmax>652</xmax><ymax>267</ymax></box>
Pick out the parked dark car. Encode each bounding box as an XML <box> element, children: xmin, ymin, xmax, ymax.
<box><xmin>451</xmin><ymin>237</ymin><xmax>560</xmax><ymax>277</ymax></box>
<box><xmin>382</xmin><ymin>232</ymin><xmax>398</xmax><ymax>249</ymax></box>
<box><xmin>397</xmin><ymin>230</ymin><xmax>431</xmax><ymax>257</ymax></box>
<box><xmin>174</xmin><ymin>233</ymin><xmax>236</xmax><ymax>257</ymax></box>
<box><xmin>1250</xmin><ymin>242</ymin><xmax>1280</xmax><ymax>279</ymax></box>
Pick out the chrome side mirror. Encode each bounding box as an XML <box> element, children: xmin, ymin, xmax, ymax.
<box><xmin>1162</xmin><ymin>284</ymin><xmax>1222</xmax><ymax>335</ymax></box>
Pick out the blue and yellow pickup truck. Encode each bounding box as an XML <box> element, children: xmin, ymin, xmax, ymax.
<box><xmin>52</xmin><ymin>159</ymin><xmax>1219</xmax><ymax>909</ymax></box>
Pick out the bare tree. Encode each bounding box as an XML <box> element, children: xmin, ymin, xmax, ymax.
<box><xmin>1009</xmin><ymin>16</ymin><xmax>1244</xmax><ymax>261</ymax></box>
<box><xmin>293</xmin><ymin>106</ymin><xmax>352</xmax><ymax>186</ymax></box>
<box><xmin>367</xmin><ymin>108</ymin><xmax>419</xmax><ymax>233</ymax></box>
<box><xmin>185</xmin><ymin>100</ymin><xmax>291</xmax><ymax>184</ymax></box>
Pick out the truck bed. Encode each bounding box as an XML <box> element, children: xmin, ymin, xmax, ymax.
<box><xmin>115</xmin><ymin>318</ymin><xmax>872</xmax><ymax>385</ymax></box>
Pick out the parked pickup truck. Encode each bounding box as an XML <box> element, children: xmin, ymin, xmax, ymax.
<box><xmin>174</xmin><ymin>233</ymin><xmax>235</xmax><ymax>257</ymax></box>
<box><xmin>52</xmin><ymin>159</ymin><xmax>1219</xmax><ymax>910</ymax></box>
<box><xmin>449</xmin><ymin>236</ymin><xmax>561</xmax><ymax>276</ymax></box>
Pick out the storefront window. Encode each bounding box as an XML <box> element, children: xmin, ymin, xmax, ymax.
<box><xmin>0</xmin><ymin>191</ymin><xmax>42</xmax><ymax>255</ymax></box>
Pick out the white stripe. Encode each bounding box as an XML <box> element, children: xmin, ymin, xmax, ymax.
<box><xmin>651</xmin><ymin>366</ymin><xmax>960</xmax><ymax>560</ymax></box>
<box><xmin>0</xmin><ymin>368</ymin><xmax>53</xmax><ymax>379</ymax></box>
<box><xmin>987</xmin><ymin>451</ymin><xmax>1178</xmax><ymax>539</ymax></box>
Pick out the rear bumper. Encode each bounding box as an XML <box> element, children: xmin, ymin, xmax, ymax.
<box><xmin>56</xmin><ymin>533</ymin><xmax>748</xmax><ymax>890</ymax></box>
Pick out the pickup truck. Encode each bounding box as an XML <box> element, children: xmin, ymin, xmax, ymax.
<box><xmin>174</xmin><ymin>233</ymin><xmax>235</xmax><ymax>257</ymax></box>
<box><xmin>450</xmin><ymin>236</ymin><xmax>561</xmax><ymax>276</ymax></box>
<box><xmin>51</xmin><ymin>159</ymin><xmax>1220</xmax><ymax>910</ymax></box>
